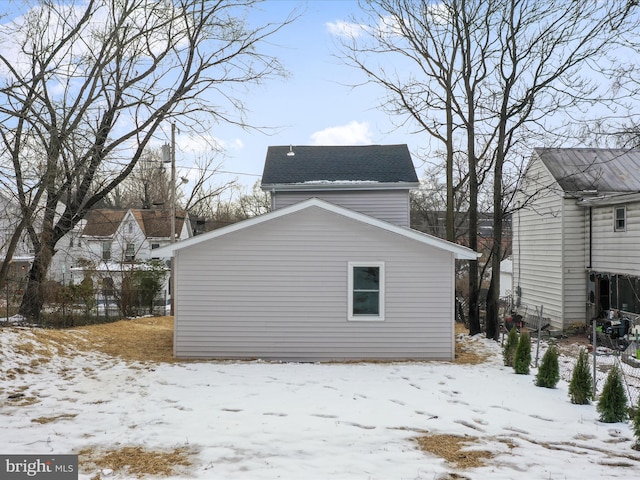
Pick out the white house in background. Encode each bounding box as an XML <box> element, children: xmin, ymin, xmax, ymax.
<box><xmin>0</xmin><ymin>191</ymin><xmax>35</xmax><ymax>260</ymax></box>
<box><xmin>156</xmin><ymin>144</ymin><xmax>477</xmax><ymax>361</ymax></box>
<box><xmin>65</xmin><ymin>208</ymin><xmax>191</xmax><ymax>304</ymax></box>
<box><xmin>513</xmin><ymin>147</ymin><xmax>640</xmax><ymax>331</ymax></box>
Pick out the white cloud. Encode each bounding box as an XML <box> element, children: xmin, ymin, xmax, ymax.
<box><xmin>310</xmin><ymin>121</ymin><xmax>373</xmax><ymax>146</ymax></box>
<box><xmin>325</xmin><ymin>20</ymin><xmax>367</xmax><ymax>39</ymax></box>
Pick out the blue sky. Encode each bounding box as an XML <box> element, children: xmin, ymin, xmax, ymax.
<box><xmin>190</xmin><ymin>0</ymin><xmax>423</xmax><ymax>190</ymax></box>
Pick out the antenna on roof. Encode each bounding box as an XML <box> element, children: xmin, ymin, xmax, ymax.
<box><xmin>287</xmin><ymin>145</ymin><xmax>295</xmax><ymax>157</ymax></box>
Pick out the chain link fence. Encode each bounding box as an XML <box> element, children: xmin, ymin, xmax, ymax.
<box><xmin>1</xmin><ymin>281</ymin><xmax>169</xmax><ymax>328</ymax></box>
<box><xmin>503</xmin><ymin>300</ymin><xmax>640</xmax><ymax>409</ymax></box>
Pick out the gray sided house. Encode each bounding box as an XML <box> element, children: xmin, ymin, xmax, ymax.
<box><xmin>513</xmin><ymin>147</ymin><xmax>640</xmax><ymax>331</ymax></box>
<box><xmin>158</xmin><ymin>145</ymin><xmax>477</xmax><ymax>361</ymax></box>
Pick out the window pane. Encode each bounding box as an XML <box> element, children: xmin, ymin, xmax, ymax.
<box><xmin>353</xmin><ymin>292</ymin><xmax>379</xmax><ymax>315</ymax></box>
<box><xmin>353</xmin><ymin>267</ymin><xmax>380</xmax><ymax>290</ymax></box>
<box><xmin>615</xmin><ymin>207</ymin><xmax>625</xmax><ymax>230</ymax></box>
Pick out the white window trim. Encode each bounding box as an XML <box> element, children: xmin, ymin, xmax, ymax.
<box><xmin>614</xmin><ymin>205</ymin><xmax>626</xmax><ymax>232</ymax></box>
<box><xmin>348</xmin><ymin>261</ymin><xmax>385</xmax><ymax>321</ymax></box>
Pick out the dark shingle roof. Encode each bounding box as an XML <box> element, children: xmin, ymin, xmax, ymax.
<box><xmin>81</xmin><ymin>209</ymin><xmax>127</xmax><ymax>237</ymax></box>
<box><xmin>535</xmin><ymin>147</ymin><xmax>640</xmax><ymax>193</ymax></box>
<box><xmin>261</xmin><ymin>144</ymin><xmax>418</xmax><ymax>186</ymax></box>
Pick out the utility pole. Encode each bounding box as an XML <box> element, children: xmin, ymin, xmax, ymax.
<box><xmin>162</xmin><ymin>122</ymin><xmax>177</xmax><ymax>316</ymax></box>
<box><xmin>170</xmin><ymin>122</ymin><xmax>176</xmax><ymax>245</ymax></box>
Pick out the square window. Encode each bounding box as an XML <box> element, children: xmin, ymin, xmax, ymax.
<box><xmin>348</xmin><ymin>262</ymin><xmax>384</xmax><ymax>321</ymax></box>
<box><xmin>614</xmin><ymin>206</ymin><xmax>626</xmax><ymax>232</ymax></box>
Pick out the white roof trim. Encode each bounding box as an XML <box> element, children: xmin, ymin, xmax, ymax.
<box><xmin>577</xmin><ymin>191</ymin><xmax>640</xmax><ymax>206</ymax></box>
<box><xmin>154</xmin><ymin>198</ymin><xmax>479</xmax><ymax>260</ymax></box>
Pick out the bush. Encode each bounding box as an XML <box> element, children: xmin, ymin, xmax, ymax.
<box><xmin>597</xmin><ymin>365</ymin><xmax>628</xmax><ymax>423</ymax></box>
<box><xmin>568</xmin><ymin>347</ymin><xmax>593</xmax><ymax>405</ymax></box>
<box><xmin>633</xmin><ymin>399</ymin><xmax>640</xmax><ymax>450</ymax></box>
<box><xmin>503</xmin><ymin>327</ymin><xmax>519</xmax><ymax>367</ymax></box>
<box><xmin>536</xmin><ymin>345</ymin><xmax>560</xmax><ymax>388</ymax></box>
<box><xmin>514</xmin><ymin>330</ymin><xmax>531</xmax><ymax>375</ymax></box>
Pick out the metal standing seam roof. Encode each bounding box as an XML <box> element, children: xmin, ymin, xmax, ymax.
<box><xmin>260</xmin><ymin>144</ymin><xmax>419</xmax><ymax>186</ymax></box>
<box><xmin>535</xmin><ymin>147</ymin><xmax>640</xmax><ymax>193</ymax></box>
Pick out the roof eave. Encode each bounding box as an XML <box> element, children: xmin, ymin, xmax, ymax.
<box><xmin>577</xmin><ymin>191</ymin><xmax>640</xmax><ymax>206</ymax></box>
<box><xmin>154</xmin><ymin>197</ymin><xmax>478</xmax><ymax>260</ymax></box>
<box><xmin>260</xmin><ymin>181</ymin><xmax>419</xmax><ymax>192</ymax></box>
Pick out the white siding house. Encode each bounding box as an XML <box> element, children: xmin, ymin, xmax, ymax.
<box><xmin>157</xmin><ymin>144</ymin><xmax>477</xmax><ymax>361</ymax></box>
<box><xmin>513</xmin><ymin>148</ymin><xmax>640</xmax><ymax>330</ymax></box>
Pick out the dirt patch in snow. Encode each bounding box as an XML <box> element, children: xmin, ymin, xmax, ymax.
<box><xmin>414</xmin><ymin>433</ymin><xmax>495</xmax><ymax>468</ymax></box>
<box><xmin>454</xmin><ymin>323</ymin><xmax>492</xmax><ymax>365</ymax></box>
<box><xmin>78</xmin><ymin>445</ymin><xmax>193</xmax><ymax>479</ymax></box>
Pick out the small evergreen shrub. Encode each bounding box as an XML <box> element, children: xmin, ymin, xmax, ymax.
<box><xmin>514</xmin><ymin>330</ymin><xmax>531</xmax><ymax>375</ymax></box>
<box><xmin>535</xmin><ymin>345</ymin><xmax>560</xmax><ymax>388</ymax></box>
<box><xmin>503</xmin><ymin>327</ymin><xmax>519</xmax><ymax>367</ymax></box>
<box><xmin>568</xmin><ymin>347</ymin><xmax>593</xmax><ymax>405</ymax></box>
<box><xmin>633</xmin><ymin>398</ymin><xmax>640</xmax><ymax>450</ymax></box>
<box><xmin>597</xmin><ymin>365</ymin><xmax>628</xmax><ymax>423</ymax></box>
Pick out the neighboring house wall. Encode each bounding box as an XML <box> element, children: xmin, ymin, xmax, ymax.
<box><xmin>513</xmin><ymin>157</ymin><xmax>566</xmax><ymax>329</ymax></box>
<box><xmin>173</xmin><ymin>205</ymin><xmax>457</xmax><ymax>361</ymax></box>
<box><xmin>272</xmin><ymin>190</ymin><xmax>411</xmax><ymax>227</ymax></box>
<box><xmin>0</xmin><ymin>192</ymin><xmax>34</xmax><ymax>260</ymax></box>
<box><xmin>590</xmin><ymin>202</ymin><xmax>640</xmax><ymax>277</ymax></box>
<box><xmin>513</xmin><ymin>149</ymin><xmax>640</xmax><ymax>329</ymax></box>
<box><xmin>561</xmin><ymin>199</ymin><xmax>588</xmax><ymax>326</ymax></box>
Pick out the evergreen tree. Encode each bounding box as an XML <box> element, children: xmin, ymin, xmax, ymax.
<box><xmin>633</xmin><ymin>397</ymin><xmax>640</xmax><ymax>450</ymax></box>
<box><xmin>514</xmin><ymin>330</ymin><xmax>531</xmax><ymax>375</ymax></box>
<box><xmin>597</xmin><ymin>365</ymin><xmax>628</xmax><ymax>423</ymax></box>
<box><xmin>536</xmin><ymin>345</ymin><xmax>560</xmax><ymax>388</ymax></box>
<box><xmin>503</xmin><ymin>327</ymin><xmax>519</xmax><ymax>367</ymax></box>
<box><xmin>569</xmin><ymin>348</ymin><xmax>593</xmax><ymax>405</ymax></box>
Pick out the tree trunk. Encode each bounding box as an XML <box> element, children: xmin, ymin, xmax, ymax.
<box><xmin>486</xmin><ymin>154</ymin><xmax>504</xmax><ymax>340</ymax></box>
<box><xmin>18</xmin><ymin>240</ymin><xmax>55</xmax><ymax>320</ymax></box>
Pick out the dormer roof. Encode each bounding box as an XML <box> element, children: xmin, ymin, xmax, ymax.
<box><xmin>261</xmin><ymin>144</ymin><xmax>419</xmax><ymax>190</ymax></box>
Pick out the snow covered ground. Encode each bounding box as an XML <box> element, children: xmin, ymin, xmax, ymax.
<box><xmin>1</xmin><ymin>326</ymin><xmax>640</xmax><ymax>479</ymax></box>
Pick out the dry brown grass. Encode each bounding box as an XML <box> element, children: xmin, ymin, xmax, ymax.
<box><xmin>6</xmin><ymin>317</ymin><xmax>175</xmax><ymax>364</ymax></box>
<box><xmin>415</xmin><ymin>433</ymin><xmax>495</xmax><ymax>469</ymax></box>
<box><xmin>71</xmin><ymin>316</ymin><xmax>175</xmax><ymax>363</ymax></box>
<box><xmin>79</xmin><ymin>445</ymin><xmax>192</xmax><ymax>478</ymax></box>
<box><xmin>31</xmin><ymin>413</ymin><xmax>78</xmax><ymax>424</ymax></box>
<box><xmin>454</xmin><ymin>323</ymin><xmax>491</xmax><ymax>365</ymax></box>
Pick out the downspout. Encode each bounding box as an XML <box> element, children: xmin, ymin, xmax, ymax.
<box><xmin>588</xmin><ymin>206</ymin><xmax>592</xmax><ymax>269</ymax></box>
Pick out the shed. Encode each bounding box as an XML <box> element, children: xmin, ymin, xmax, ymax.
<box><xmin>157</xmin><ymin>144</ymin><xmax>476</xmax><ymax>361</ymax></box>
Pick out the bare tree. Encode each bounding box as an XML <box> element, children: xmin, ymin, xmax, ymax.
<box><xmin>338</xmin><ymin>0</ymin><xmax>640</xmax><ymax>337</ymax></box>
<box><xmin>183</xmin><ymin>155</ymin><xmax>237</xmax><ymax>217</ymax></box>
<box><xmin>0</xmin><ymin>0</ymin><xmax>295</xmax><ymax>319</ymax></box>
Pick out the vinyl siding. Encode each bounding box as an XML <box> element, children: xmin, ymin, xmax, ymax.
<box><xmin>513</xmin><ymin>158</ymin><xmax>565</xmax><ymax>329</ymax></box>
<box><xmin>561</xmin><ymin>200</ymin><xmax>587</xmax><ymax>325</ymax></box>
<box><xmin>272</xmin><ymin>190</ymin><xmax>411</xmax><ymax>226</ymax></box>
<box><xmin>174</xmin><ymin>206</ymin><xmax>454</xmax><ymax>361</ymax></box>
<box><xmin>591</xmin><ymin>202</ymin><xmax>640</xmax><ymax>276</ymax></box>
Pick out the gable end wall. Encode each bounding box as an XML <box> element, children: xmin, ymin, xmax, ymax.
<box><xmin>272</xmin><ymin>190</ymin><xmax>411</xmax><ymax>227</ymax></box>
<box><xmin>173</xmin><ymin>206</ymin><xmax>454</xmax><ymax>361</ymax></box>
